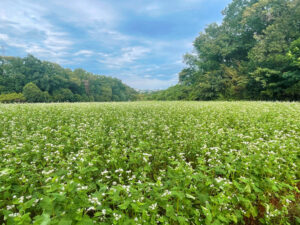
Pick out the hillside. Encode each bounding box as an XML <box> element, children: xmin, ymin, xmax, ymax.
<box><xmin>147</xmin><ymin>0</ymin><xmax>300</xmax><ymax>101</ymax></box>
<box><xmin>0</xmin><ymin>55</ymin><xmax>138</xmax><ymax>102</ymax></box>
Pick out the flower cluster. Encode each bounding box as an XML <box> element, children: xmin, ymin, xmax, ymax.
<box><xmin>0</xmin><ymin>102</ymin><xmax>299</xmax><ymax>224</ymax></box>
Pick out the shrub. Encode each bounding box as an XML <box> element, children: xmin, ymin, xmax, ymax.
<box><xmin>0</xmin><ymin>92</ymin><xmax>25</xmax><ymax>103</ymax></box>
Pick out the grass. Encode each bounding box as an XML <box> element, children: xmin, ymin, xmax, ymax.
<box><xmin>0</xmin><ymin>102</ymin><xmax>299</xmax><ymax>224</ymax></box>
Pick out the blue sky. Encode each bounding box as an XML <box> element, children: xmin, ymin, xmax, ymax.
<box><xmin>0</xmin><ymin>0</ymin><xmax>231</xmax><ymax>90</ymax></box>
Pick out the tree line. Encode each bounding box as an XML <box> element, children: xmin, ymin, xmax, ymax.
<box><xmin>146</xmin><ymin>0</ymin><xmax>300</xmax><ymax>101</ymax></box>
<box><xmin>0</xmin><ymin>55</ymin><xmax>137</xmax><ymax>103</ymax></box>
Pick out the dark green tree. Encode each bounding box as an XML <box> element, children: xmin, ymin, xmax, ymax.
<box><xmin>23</xmin><ymin>82</ymin><xmax>44</xmax><ymax>102</ymax></box>
<box><xmin>0</xmin><ymin>55</ymin><xmax>138</xmax><ymax>102</ymax></box>
<box><xmin>148</xmin><ymin>0</ymin><xmax>299</xmax><ymax>101</ymax></box>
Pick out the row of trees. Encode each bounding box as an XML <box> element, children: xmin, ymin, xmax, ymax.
<box><xmin>0</xmin><ymin>55</ymin><xmax>138</xmax><ymax>103</ymax></box>
<box><xmin>147</xmin><ymin>0</ymin><xmax>300</xmax><ymax>101</ymax></box>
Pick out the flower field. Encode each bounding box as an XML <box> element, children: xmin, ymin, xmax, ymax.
<box><xmin>0</xmin><ymin>102</ymin><xmax>299</xmax><ymax>225</ymax></box>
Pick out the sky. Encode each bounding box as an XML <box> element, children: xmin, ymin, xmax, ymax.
<box><xmin>0</xmin><ymin>0</ymin><xmax>231</xmax><ymax>90</ymax></box>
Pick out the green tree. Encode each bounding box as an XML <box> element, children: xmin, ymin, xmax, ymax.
<box><xmin>149</xmin><ymin>0</ymin><xmax>299</xmax><ymax>101</ymax></box>
<box><xmin>23</xmin><ymin>82</ymin><xmax>44</xmax><ymax>102</ymax></box>
<box><xmin>0</xmin><ymin>55</ymin><xmax>138</xmax><ymax>102</ymax></box>
<box><xmin>52</xmin><ymin>88</ymin><xmax>74</xmax><ymax>102</ymax></box>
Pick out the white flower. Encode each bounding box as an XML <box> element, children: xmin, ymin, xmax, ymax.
<box><xmin>9</xmin><ymin>213</ymin><xmax>20</xmax><ymax>217</ymax></box>
<box><xmin>215</xmin><ymin>177</ymin><xmax>224</xmax><ymax>183</ymax></box>
<box><xmin>113</xmin><ymin>213</ymin><xmax>122</xmax><ymax>221</ymax></box>
<box><xmin>149</xmin><ymin>203</ymin><xmax>157</xmax><ymax>210</ymax></box>
<box><xmin>7</xmin><ymin>205</ymin><xmax>15</xmax><ymax>210</ymax></box>
<box><xmin>162</xmin><ymin>190</ymin><xmax>171</xmax><ymax>197</ymax></box>
<box><xmin>101</xmin><ymin>170</ymin><xmax>108</xmax><ymax>175</ymax></box>
<box><xmin>87</xmin><ymin>206</ymin><xmax>95</xmax><ymax>211</ymax></box>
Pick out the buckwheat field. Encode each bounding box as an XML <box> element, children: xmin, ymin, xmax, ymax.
<box><xmin>0</xmin><ymin>102</ymin><xmax>299</xmax><ymax>225</ymax></box>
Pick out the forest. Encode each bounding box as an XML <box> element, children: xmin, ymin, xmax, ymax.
<box><xmin>146</xmin><ymin>0</ymin><xmax>300</xmax><ymax>101</ymax></box>
<box><xmin>0</xmin><ymin>55</ymin><xmax>137</xmax><ymax>103</ymax></box>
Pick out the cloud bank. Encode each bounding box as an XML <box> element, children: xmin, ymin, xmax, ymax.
<box><xmin>0</xmin><ymin>0</ymin><xmax>231</xmax><ymax>89</ymax></box>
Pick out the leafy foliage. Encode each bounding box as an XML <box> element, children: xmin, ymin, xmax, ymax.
<box><xmin>23</xmin><ymin>82</ymin><xmax>48</xmax><ymax>103</ymax></box>
<box><xmin>0</xmin><ymin>55</ymin><xmax>137</xmax><ymax>102</ymax></box>
<box><xmin>0</xmin><ymin>92</ymin><xmax>25</xmax><ymax>103</ymax></box>
<box><xmin>147</xmin><ymin>0</ymin><xmax>300</xmax><ymax>101</ymax></box>
<box><xmin>0</xmin><ymin>102</ymin><xmax>299</xmax><ymax>224</ymax></box>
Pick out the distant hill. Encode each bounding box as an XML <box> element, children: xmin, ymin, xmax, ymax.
<box><xmin>0</xmin><ymin>55</ymin><xmax>138</xmax><ymax>102</ymax></box>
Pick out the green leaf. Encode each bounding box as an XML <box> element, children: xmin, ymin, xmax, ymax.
<box><xmin>76</xmin><ymin>216</ymin><xmax>94</xmax><ymax>225</ymax></box>
<box><xmin>201</xmin><ymin>206</ymin><xmax>212</xmax><ymax>225</ymax></box>
<box><xmin>177</xmin><ymin>216</ymin><xmax>188</xmax><ymax>225</ymax></box>
<box><xmin>58</xmin><ymin>218</ymin><xmax>72</xmax><ymax>225</ymax></box>
<box><xmin>250</xmin><ymin>207</ymin><xmax>258</xmax><ymax>217</ymax></box>
<box><xmin>231</xmin><ymin>214</ymin><xmax>237</xmax><ymax>224</ymax></box>
<box><xmin>0</xmin><ymin>168</ymin><xmax>14</xmax><ymax>177</ymax></box>
<box><xmin>244</xmin><ymin>184</ymin><xmax>251</xmax><ymax>193</ymax></box>
<box><xmin>39</xmin><ymin>196</ymin><xmax>53</xmax><ymax>214</ymax></box>
<box><xmin>119</xmin><ymin>200</ymin><xmax>130</xmax><ymax>210</ymax></box>
<box><xmin>33</xmin><ymin>213</ymin><xmax>51</xmax><ymax>225</ymax></box>
<box><xmin>271</xmin><ymin>185</ymin><xmax>279</xmax><ymax>192</ymax></box>
<box><xmin>186</xmin><ymin>194</ymin><xmax>196</xmax><ymax>200</ymax></box>
<box><xmin>22</xmin><ymin>198</ymin><xmax>35</xmax><ymax>211</ymax></box>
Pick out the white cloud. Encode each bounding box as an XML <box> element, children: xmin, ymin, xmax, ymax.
<box><xmin>88</xmin><ymin>28</ymin><xmax>130</xmax><ymax>43</ymax></box>
<box><xmin>0</xmin><ymin>0</ymin><xmax>73</xmax><ymax>63</ymax></box>
<box><xmin>98</xmin><ymin>46</ymin><xmax>150</xmax><ymax>68</ymax></box>
<box><xmin>74</xmin><ymin>50</ymin><xmax>94</xmax><ymax>56</ymax></box>
<box><xmin>124</xmin><ymin>74</ymin><xmax>178</xmax><ymax>90</ymax></box>
<box><xmin>0</xmin><ymin>0</ymin><xmax>202</xmax><ymax>89</ymax></box>
<box><xmin>0</xmin><ymin>34</ymin><xmax>9</xmax><ymax>41</ymax></box>
<box><xmin>117</xmin><ymin>0</ymin><xmax>205</xmax><ymax>16</ymax></box>
<box><xmin>50</xmin><ymin>0</ymin><xmax>117</xmax><ymax>27</ymax></box>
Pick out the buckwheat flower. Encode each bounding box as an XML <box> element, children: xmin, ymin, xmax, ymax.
<box><xmin>215</xmin><ymin>177</ymin><xmax>224</xmax><ymax>183</ymax></box>
<box><xmin>7</xmin><ymin>205</ymin><xmax>15</xmax><ymax>210</ymax></box>
<box><xmin>115</xmin><ymin>168</ymin><xmax>123</xmax><ymax>173</ymax></box>
<box><xmin>149</xmin><ymin>203</ymin><xmax>157</xmax><ymax>210</ymax></box>
<box><xmin>45</xmin><ymin>177</ymin><xmax>52</xmax><ymax>183</ymax></box>
<box><xmin>9</xmin><ymin>213</ymin><xmax>20</xmax><ymax>217</ymax></box>
<box><xmin>26</xmin><ymin>195</ymin><xmax>32</xmax><ymax>199</ymax></box>
<box><xmin>19</xmin><ymin>196</ymin><xmax>24</xmax><ymax>203</ymax></box>
<box><xmin>87</xmin><ymin>207</ymin><xmax>95</xmax><ymax>211</ymax></box>
<box><xmin>162</xmin><ymin>190</ymin><xmax>171</xmax><ymax>197</ymax></box>
<box><xmin>102</xmin><ymin>209</ymin><xmax>106</xmax><ymax>215</ymax></box>
<box><xmin>101</xmin><ymin>170</ymin><xmax>108</xmax><ymax>175</ymax></box>
<box><xmin>113</xmin><ymin>213</ymin><xmax>122</xmax><ymax>221</ymax></box>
